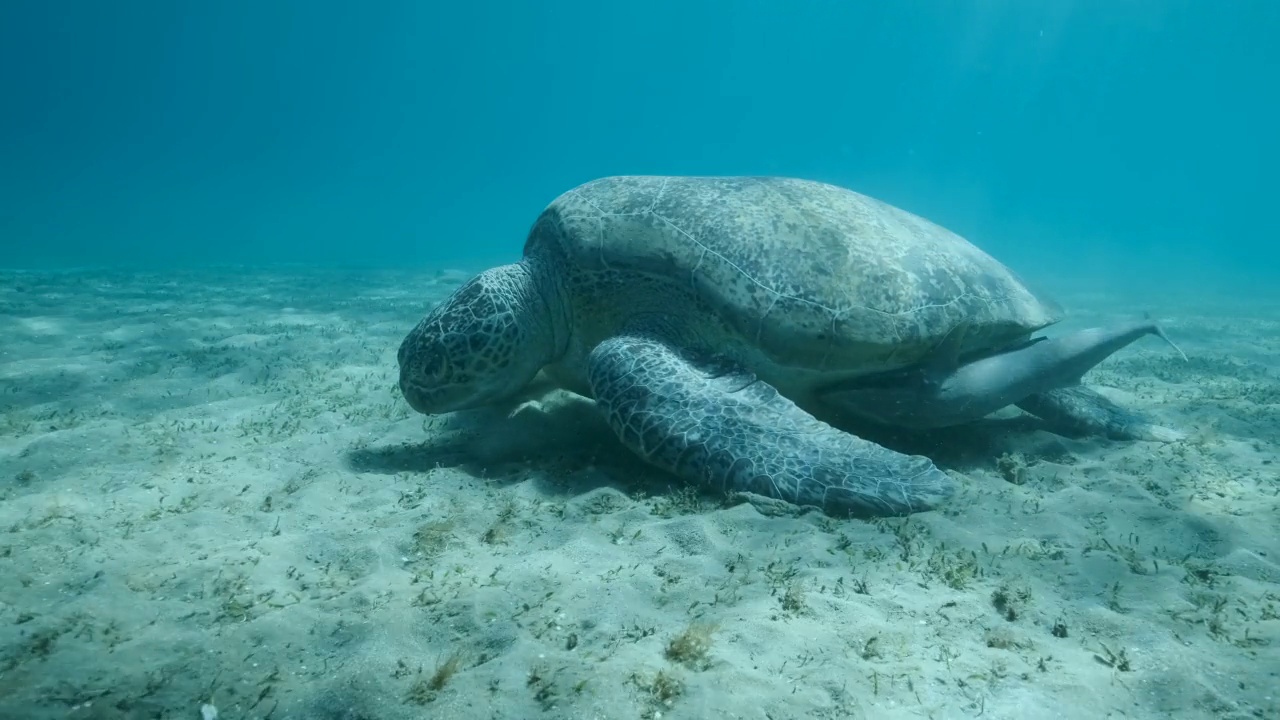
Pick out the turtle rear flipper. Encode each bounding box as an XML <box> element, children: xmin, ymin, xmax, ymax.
<box><xmin>1017</xmin><ymin>386</ymin><xmax>1184</xmax><ymax>442</ymax></box>
<box><xmin>586</xmin><ymin>334</ymin><xmax>956</xmax><ymax>517</ymax></box>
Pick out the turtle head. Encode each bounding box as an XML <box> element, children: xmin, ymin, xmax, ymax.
<box><xmin>398</xmin><ymin>263</ymin><xmax>557</xmax><ymax>414</ymax></box>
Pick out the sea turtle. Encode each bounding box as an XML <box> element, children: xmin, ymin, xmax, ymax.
<box><xmin>397</xmin><ymin>176</ymin><xmax>1181</xmax><ymax>517</ymax></box>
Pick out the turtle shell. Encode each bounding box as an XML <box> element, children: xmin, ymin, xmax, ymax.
<box><xmin>526</xmin><ymin>175</ymin><xmax>1060</xmax><ymax>373</ymax></box>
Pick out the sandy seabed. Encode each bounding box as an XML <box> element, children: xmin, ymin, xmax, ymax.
<box><xmin>0</xmin><ymin>267</ymin><xmax>1276</xmax><ymax>720</ymax></box>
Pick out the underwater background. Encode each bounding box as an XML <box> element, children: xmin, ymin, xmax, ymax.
<box><xmin>2</xmin><ymin>1</ymin><xmax>1277</xmax><ymax>290</ymax></box>
<box><xmin>2</xmin><ymin>3</ymin><xmax>1279</xmax><ymax>719</ymax></box>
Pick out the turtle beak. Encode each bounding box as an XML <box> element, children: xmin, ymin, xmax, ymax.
<box><xmin>400</xmin><ymin>379</ymin><xmax>431</xmax><ymax>413</ymax></box>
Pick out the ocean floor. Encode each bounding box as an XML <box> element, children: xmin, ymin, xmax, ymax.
<box><xmin>0</xmin><ymin>267</ymin><xmax>1276</xmax><ymax>720</ymax></box>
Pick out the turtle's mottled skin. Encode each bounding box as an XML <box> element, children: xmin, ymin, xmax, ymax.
<box><xmin>398</xmin><ymin>176</ymin><xmax>1177</xmax><ymax>517</ymax></box>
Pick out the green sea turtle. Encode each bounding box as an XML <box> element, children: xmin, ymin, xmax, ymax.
<box><xmin>397</xmin><ymin>176</ymin><xmax>1182</xmax><ymax>517</ymax></box>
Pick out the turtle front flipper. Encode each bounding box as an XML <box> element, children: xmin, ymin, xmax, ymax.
<box><xmin>1017</xmin><ymin>386</ymin><xmax>1183</xmax><ymax>442</ymax></box>
<box><xmin>586</xmin><ymin>335</ymin><xmax>956</xmax><ymax>517</ymax></box>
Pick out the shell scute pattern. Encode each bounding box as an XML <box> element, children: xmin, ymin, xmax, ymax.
<box><xmin>528</xmin><ymin>175</ymin><xmax>1058</xmax><ymax>372</ymax></box>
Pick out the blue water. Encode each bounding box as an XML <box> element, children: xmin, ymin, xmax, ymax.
<box><xmin>2</xmin><ymin>1</ymin><xmax>1277</xmax><ymax>291</ymax></box>
<box><xmin>3</xmin><ymin>5</ymin><xmax>1280</xmax><ymax>718</ymax></box>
